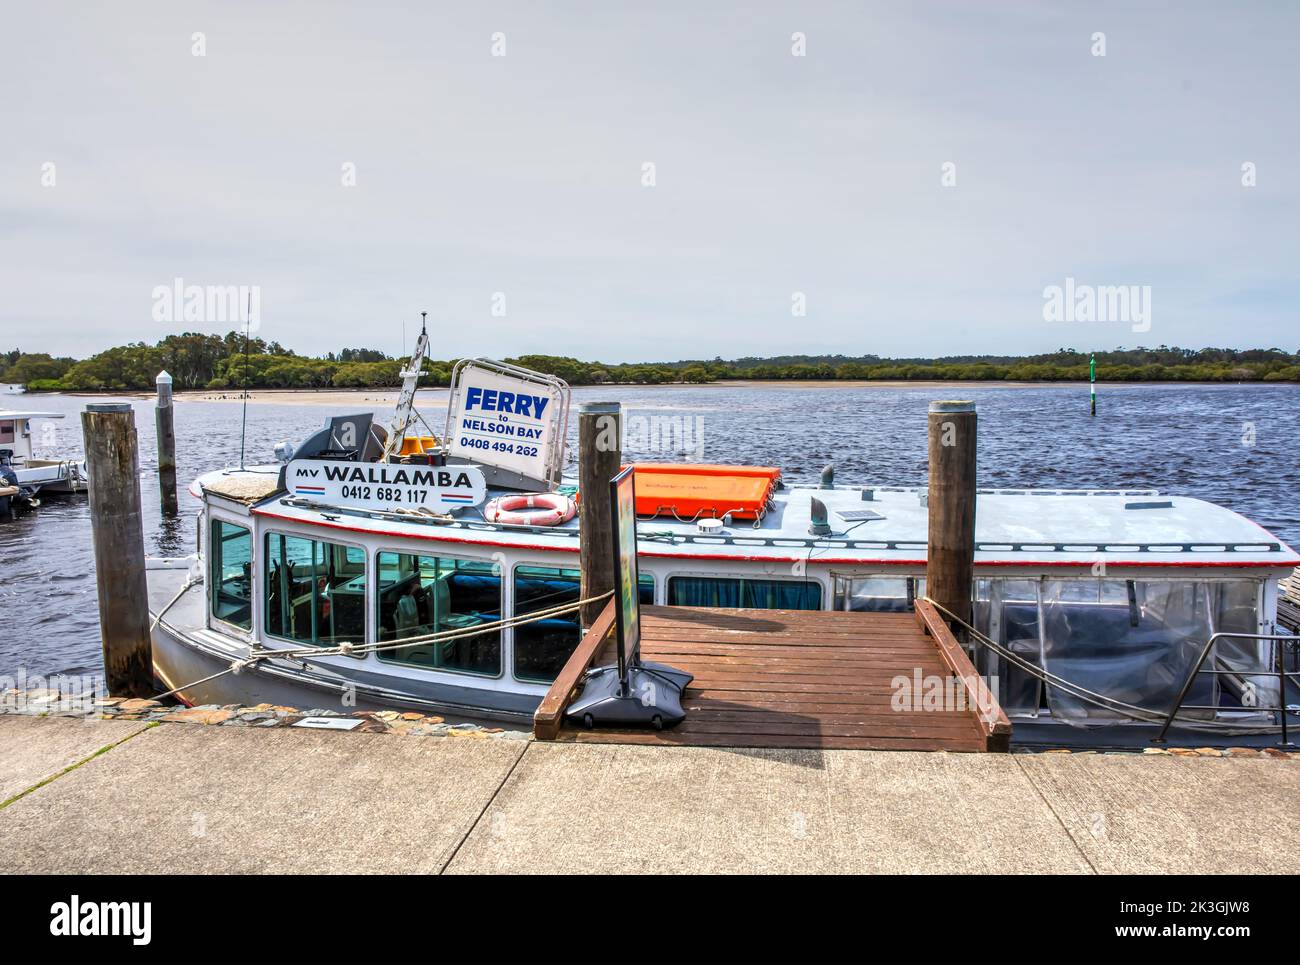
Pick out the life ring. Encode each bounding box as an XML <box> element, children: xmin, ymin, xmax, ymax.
<box><xmin>484</xmin><ymin>492</ymin><xmax>577</xmax><ymax>527</ymax></box>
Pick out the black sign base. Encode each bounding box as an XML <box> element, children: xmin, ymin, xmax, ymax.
<box><xmin>565</xmin><ymin>663</ymin><xmax>690</xmax><ymax>731</ymax></box>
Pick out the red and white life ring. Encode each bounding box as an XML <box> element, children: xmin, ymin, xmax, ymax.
<box><xmin>484</xmin><ymin>492</ymin><xmax>577</xmax><ymax>527</ymax></box>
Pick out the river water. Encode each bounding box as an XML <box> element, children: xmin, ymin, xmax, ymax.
<box><xmin>3</xmin><ymin>382</ymin><xmax>1298</xmax><ymax>678</ymax></box>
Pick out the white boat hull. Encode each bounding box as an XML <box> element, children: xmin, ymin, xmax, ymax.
<box><xmin>147</xmin><ymin>566</ymin><xmax>537</xmax><ymax>724</ymax></box>
<box><xmin>14</xmin><ymin>459</ymin><xmax>86</xmax><ymax>494</ymax></box>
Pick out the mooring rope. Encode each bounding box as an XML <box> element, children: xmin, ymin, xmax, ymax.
<box><xmin>149</xmin><ymin>583</ymin><xmax>614</xmax><ymax>701</ymax></box>
<box><xmin>149</xmin><ymin>573</ymin><xmax>203</xmax><ymax>632</ymax></box>
<box><xmin>252</xmin><ymin>588</ymin><xmax>614</xmax><ymax>661</ymax></box>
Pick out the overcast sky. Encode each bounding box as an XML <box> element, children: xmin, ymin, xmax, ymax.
<box><xmin>2</xmin><ymin>1</ymin><xmax>1296</xmax><ymax>362</ymax></box>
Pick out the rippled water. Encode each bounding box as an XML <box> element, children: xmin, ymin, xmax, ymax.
<box><xmin>3</xmin><ymin>382</ymin><xmax>1297</xmax><ymax>678</ymax></box>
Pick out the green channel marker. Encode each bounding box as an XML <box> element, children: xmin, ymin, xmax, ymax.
<box><xmin>1090</xmin><ymin>355</ymin><xmax>1096</xmax><ymax>417</ymax></box>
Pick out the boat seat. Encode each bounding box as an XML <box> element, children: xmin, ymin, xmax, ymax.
<box><xmin>395</xmin><ymin>593</ymin><xmax>421</xmax><ymax>638</ymax></box>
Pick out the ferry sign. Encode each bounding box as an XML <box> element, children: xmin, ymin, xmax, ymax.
<box><xmin>446</xmin><ymin>363</ymin><xmax>566</xmax><ymax>487</ymax></box>
<box><xmin>285</xmin><ymin>459</ymin><xmax>486</xmax><ymax>513</ymax></box>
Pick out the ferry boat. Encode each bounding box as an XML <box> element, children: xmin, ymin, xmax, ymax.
<box><xmin>0</xmin><ymin>410</ymin><xmax>86</xmax><ymax>515</ymax></box>
<box><xmin>145</xmin><ymin>351</ymin><xmax>1300</xmax><ymax>746</ymax></box>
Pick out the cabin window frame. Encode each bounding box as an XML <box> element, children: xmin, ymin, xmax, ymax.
<box><xmin>829</xmin><ymin>571</ymin><xmax>926</xmax><ymax>612</ymax></box>
<box><xmin>0</xmin><ymin>417</ymin><xmax>29</xmax><ymax>452</ymax></box>
<box><xmin>261</xmin><ymin>527</ymin><xmax>370</xmax><ymax>651</ymax></box>
<box><xmin>508</xmin><ymin>559</ymin><xmax>655</xmax><ymax>685</ymax></box>
<box><xmin>663</xmin><ymin>568</ymin><xmax>827</xmax><ymax>612</ymax></box>
<box><xmin>371</xmin><ymin>545</ymin><xmax>506</xmax><ymax>680</ymax></box>
<box><xmin>207</xmin><ymin>512</ymin><xmax>256</xmax><ymax>637</ymax></box>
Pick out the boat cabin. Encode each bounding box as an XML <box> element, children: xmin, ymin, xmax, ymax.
<box><xmin>0</xmin><ymin>410</ymin><xmax>84</xmax><ymax>498</ymax></box>
<box><xmin>0</xmin><ymin>410</ymin><xmax>51</xmax><ymax>465</ymax></box>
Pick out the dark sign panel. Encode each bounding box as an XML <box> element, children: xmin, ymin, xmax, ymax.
<box><xmin>609</xmin><ymin>466</ymin><xmax>641</xmax><ymax>680</ymax></box>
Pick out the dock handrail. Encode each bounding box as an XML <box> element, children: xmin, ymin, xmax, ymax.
<box><xmin>1153</xmin><ymin>630</ymin><xmax>1300</xmax><ymax>745</ymax></box>
<box><xmin>533</xmin><ymin>599</ymin><xmax>618</xmax><ymax>740</ymax></box>
<box><xmin>914</xmin><ymin>598</ymin><xmax>1012</xmax><ymax>751</ymax></box>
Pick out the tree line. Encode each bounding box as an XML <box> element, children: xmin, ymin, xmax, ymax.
<box><xmin>1</xmin><ymin>336</ymin><xmax>1298</xmax><ymax>392</ymax></box>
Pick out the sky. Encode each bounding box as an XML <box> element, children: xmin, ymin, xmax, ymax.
<box><xmin>2</xmin><ymin>1</ymin><xmax>1297</xmax><ymax>362</ymax></box>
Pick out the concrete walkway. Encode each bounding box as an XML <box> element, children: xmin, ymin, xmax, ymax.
<box><xmin>1</xmin><ymin>716</ymin><xmax>1295</xmax><ymax>874</ymax></box>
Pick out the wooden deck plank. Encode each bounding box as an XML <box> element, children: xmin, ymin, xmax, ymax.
<box><xmin>666</xmin><ymin>681</ymin><xmax>940</xmax><ymax>697</ymax></box>
<box><xmin>539</xmin><ymin>604</ymin><xmax>1010</xmax><ymax>752</ymax></box>
<box><xmin>914</xmin><ymin>599</ymin><xmax>1012</xmax><ymax>751</ymax></box>
<box><xmin>553</xmin><ymin>730</ymin><xmax>988</xmax><ymax>752</ymax></box>
<box><xmin>639</xmin><ymin>646</ymin><xmax>942</xmax><ymax>661</ymax></box>
<box><xmin>684</xmin><ymin>699</ymin><xmax>936</xmax><ymax>714</ymax></box>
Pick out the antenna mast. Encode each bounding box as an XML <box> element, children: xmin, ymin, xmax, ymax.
<box><xmin>238</xmin><ymin>290</ymin><xmax>252</xmax><ymax>470</ymax></box>
<box><xmin>383</xmin><ymin>311</ymin><xmax>430</xmax><ymax>461</ymax></box>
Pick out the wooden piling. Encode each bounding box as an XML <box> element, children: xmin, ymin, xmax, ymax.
<box><xmin>578</xmin><ymin>401</ymin><xmax>621</xmax><ymax>628</ymax></box>
<box><xmin>82</xmin><ymin>403</ymin><xmax>154</xmax><ymax>698</ymax></box>
<box><xmin>156</xmin><ymin>370</ymin><xmax>178</xmax><ymax>516</ymax></box>
<box><xmin>926</xmin><ymin>401</ymin><xmax>977</xmax><ymax>628</ymax></box>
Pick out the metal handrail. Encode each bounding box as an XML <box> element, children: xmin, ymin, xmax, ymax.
<box><xmin>1154</xmin><ymin>631</ymin><xmax>1300</xmax><ymax>745</ymax></box>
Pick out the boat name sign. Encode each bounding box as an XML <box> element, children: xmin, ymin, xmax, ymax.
<box><xmin>286</xmin><ymin>459</ymin><xmax>486</xmax><ymax>513</ymax></box>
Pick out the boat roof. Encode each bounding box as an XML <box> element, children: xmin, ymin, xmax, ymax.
<box><xmin>194</xmin><ymin>467</ymin><xmax>1300</xmax><ymax>571</ymax></box>
<box><xmin>0</xmin><ymin>411</ymin><xmax>64</xmax><ymax>421</ymax></box>
<box><xmin>196</xmin><ymin>469</ymin><xmax>284</xmax><ymax>505</ymax></box>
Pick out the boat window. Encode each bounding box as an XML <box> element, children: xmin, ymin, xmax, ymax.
<box><xmin>376</xmin><ymin>552</ymin><xmax>502</xmax><ymax>676</ymax></box>
<box><xmin>974</xmin><ymin>577</ymin><xmax>1267</xmax><ymax>723</ymax></box>
<box><xmin>0</xmin><ymin>421</ymin><xmax>13</xmax><ymax>445</ymax></box>
<box><xmin>974</xmin><ymin>579</ymin><xmax>1043</xmax><ymax>717</ymax></box>
<box><xmin>1039</xmin><ymin>579</ymin><xmax>1220</xmax><ymax>722</ymax></box>
<box><xmin>513</xmin><ymin>565</ymin><xmax>654</xmax><ymax>683</ymax></box>
<box><xmin>210</xmin><ymin>519</ymin><xmax>252</xmax><ymax>630</ymax></box>
<box><xmin>667</xmin><ymin>575</ymin><xmax>822</xmax><ymax>610</ymax></box>
<box><xmin>832</xmin><ymin>575</ymin><xmax>924</xmax><ymax>613</ymax></box>
<box><xmin>264</xmin><ymin>533</ymin><xmax>366</xmax><ymax>646</ymax></box>
<box><xmin>1204</xmin><ymin>581</ymin><xmax>1269</xmax><ymax>709</ymax></box>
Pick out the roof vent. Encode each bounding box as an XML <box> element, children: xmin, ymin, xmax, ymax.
<box><xmin>1124</xmin><ymin>500</ymin><xmax>1174</xmax><ymax>510</ymax></box>
<box><xmin>697</xmin><ymin>518</ymin><xmax>724</xmax><ymax>535</ymax></box>
<box><xmin>809</xmin><ymin>497</ymin><xmax>831</xmax><ymax>536</ymax></box>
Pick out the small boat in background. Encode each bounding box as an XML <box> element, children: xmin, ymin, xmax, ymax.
<box><xmin>0</xmin><ymin>410</ymin><xmax>86</xmax><ymax>515</ymax></box>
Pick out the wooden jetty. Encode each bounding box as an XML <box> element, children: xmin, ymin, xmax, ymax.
<box><xmin>534</xmin><ymin>398</ymin><xmax>1008</xmax><ymax>752</ymax></box>
<box><xmin>534</xmin><ymin>599</ymin><xmax>1010</xmax><ymax>752</ymax></box>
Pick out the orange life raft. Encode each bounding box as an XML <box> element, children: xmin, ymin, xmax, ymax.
<box><xmin>626</xmin><ymin>464</ymin><xmax>780</xmax><ymax>521</ymax></box>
